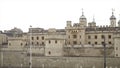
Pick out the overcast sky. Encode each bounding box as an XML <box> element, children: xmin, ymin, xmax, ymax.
<box><xmin>0</xmin><ymin>0</ymin><xmax>120</xmax><ymax>32</ymax></box>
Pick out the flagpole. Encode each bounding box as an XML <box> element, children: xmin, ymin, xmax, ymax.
<box><xmin>29</xmin><ymin>25</ymin><xmax>32</xmax><ymax>68</ymax></box>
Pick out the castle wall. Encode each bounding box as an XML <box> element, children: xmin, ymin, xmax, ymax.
<box><xmin>63</xmin><ymin>47</ymin><xmax>114</xmax><ymax>57</ymax></box>
<box><xmin>45</xmin><ymin>34</ymin><xmax>65</xmax><ymax>56</ymax></box>
<box><xmin>85</xmin><ymin>32</ymin><xmax>113</xmax><ymax>45</ymax></box>
<box><xmin>114</xmin><ymin>33</ymin><xmax>120</xmax><ymax>57</ymax></box>
<box><xmin>0</xmin><ymin>34</ymin><xmax>7</xmax><ymax>45</ymax></box>
<box><xmin>0</xmin><ymin>51</ymin><xmax>120</xmax><ymax>68</ymax></box>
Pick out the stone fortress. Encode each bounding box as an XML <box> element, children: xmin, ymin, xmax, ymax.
<box><xmin>0</xmin><ymin>10</ymin><xmax>120</xmax><ymax>68</ymax></box>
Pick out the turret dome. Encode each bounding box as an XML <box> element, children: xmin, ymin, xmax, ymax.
<box><xmin>110</xmin><ymin>15</ymin><xmax>116</xmax><ymax>19</ymax></box>
<box><xmin>80</xmin><ymin>9</ymin><xmax>86</xmax><ymax>19</ymax></box>
<box><xmin>80</xmin><ymin>15</ymin><xmax>86</xmax><ymax>19</ymax></box>
<box><xmin>110</xmin><ymin>11</ymin><xmax>116</xmax><ymax>20</ymax></box>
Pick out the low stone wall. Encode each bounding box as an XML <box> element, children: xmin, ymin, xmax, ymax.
<box><xmin>0</xmin><ymin>51</ymin><xmax>120</xmax><ymax>68</ymax></box>
<box><xmin>63</xmin><ymin>47</ymin><xmax>114</xmax><ymax>57</ymax></box>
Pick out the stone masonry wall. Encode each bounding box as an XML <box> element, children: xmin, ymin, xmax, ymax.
<box><xmin>0</xmin><ymin>51</ymin><xmax>120</xmax><ymax>68</ymax></box>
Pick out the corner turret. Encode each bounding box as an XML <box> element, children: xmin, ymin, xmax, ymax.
<box><xmin>79</xmin><ymin>9</ymin><xmax>87</xmax><ymax>27</ymax></box>
<box><xmin>110</xmin><ymin>9</ymin><xmax>116</xmax><ymax>27</ymax></box>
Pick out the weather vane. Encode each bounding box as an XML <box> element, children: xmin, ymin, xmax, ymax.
<box><xmin>81</xmin><ymin>8</ymin><xmax>84</xmax><ymax>15</ymax></box>
<box><xmin>112</xmin><ymin>8</ymin><xmax>115</xmax><ymax>15</ymax></box>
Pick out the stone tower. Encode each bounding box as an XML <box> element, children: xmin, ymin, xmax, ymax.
<box><xmin>66</xmin><ymin>21</ymin><xmax>72</xmax><ymax>27</ymax></box>
<box><xmin>45</xmin><ymin>28</ymin><xmax>65</xmax><ymax>56</ymax></box>
<box><xmin>114</xmin><ymin>33</ymin><xmax>120</xmax><ymax>57</ymax></box>
<box><xmin>110</xmin><ymin>10</ymin><xmax>116</xmax><ymax>27</ymax></box>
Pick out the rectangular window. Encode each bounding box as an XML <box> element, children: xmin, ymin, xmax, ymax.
<box><xmin>101</xmin><ymin>35</ymin><xmax>104</xmax><ymax>39</ymax></box>
<box><xmin>68</xmin><ymin>36</ymin><xmax>70</xmax><ymax>38</ymax></box>
<box><xmin>109</xmin><ymin>41</ymin><xmax>111</xmax><ymax>45</ymax></box>
<box><xmin>80</xmin><ymin>42</ymin><xmax>81</xmax><ymax>44</ymax></box>
<box><xmin>88</xmin><ymin>35</ymin><xmax>91</xmax><ymax>39</ymax></box>
<box><xmin>32</xmin><ymin>42</ymin><xmax>34</xmax><ymax>45</ymax></box>
<box><xmin>73</xmin><ymin>41</ymin><xmax>77</xmax><ymax>45</ymax></box>
<box><xmin>42</xmin><ymin>36</ymin><xmax>44</xmax><ymax>40</ymax></box>
<box><xmin>95</xmin><ymin>35</ymin><xmax>97</xmax><ymax>39</ymax></box>
<box><xmin>31</xmin><ymin>37</ymin><xmax>34</xmax><ymax>40</ymax></box>
<box><xmin>36</xmin><ymin>37</ymin><xmax>39</xmax><ymax>40</ymax></box>
<box><xmin>42</xmin><ymin>42</ymin><xmax>44</xmax><ymax>45</ymax></box>
<box><xmin>73</xmin><ymin>35</ymin><xmax>77</xmax><ymax>38</ymax></box>
<box><xmin>37</xmin><ymin>42</ymin><xmax>39</xmax><ymax>45</ymax></box>
<box><xmin>55</xmin><ymin>40</ymin><xmax>57</xmax><ymax>44</ymax></box>
<box><xmin>101</xmin><ymin>41</ymin><xmax>104</xmax><ymax>45</ymax></box>
<box><xmin>68</xmin><ymin>42</ymin><xmax>70</xmax><ymax>44</ymax></box>
<box><xmin>95</xmin><ymin>42</ymin><xmax>97</xmax><ymax>45</ymax></box>
<box><xmin>21</xmin><ymin>43</ymin><xmax>23</xmax><ymax>46</ymax></box>
<box><xmin>108</xmin><ymin>35</ymin><xmax>111</xmax><ymax>39</ymax></box>
<box><xmin>49</xmin><ymin>40</ymin><xmax>51</xmax><ymax>44</ymax></box>
<box><xmin>88</xmin><ymin>42</ymin><xmax>91</xmax><ymax>44</ymax></box>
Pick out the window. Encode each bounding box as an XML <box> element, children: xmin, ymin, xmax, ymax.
<box><xmin>116</xmin><ymin>47</ymin><xmax>118</xmax><ymax>50</ymax></box>
<box><xmin>108</xmin><ymin>35</ymin><xmax>111</xmax><ymax>39</ymax></box>
<box><xmin>80</xmin><ymin>35</ymin><xmax>81</xmax><ymax>38</ymax></box>
<box><xmin>49</xmin><ymin>40</ymin><xmax>51</xmax><ymax>44</ymax></box>
<box><xmin>25</xmin><ymin>43</ymin><xmax>27</xmax><ymax>46</ymax></box>
<box><xmin>88</xmin><ymin>42</ymin><xmax>91</xmax><ymax>44</ymax></box>
<box><xmin>42</xmin><ymin>36</ymin><xmax>44</xmax><ymax>40</ymax></box>
<box><xmin>73</xmin><ymin>35</ymin><xmax>77</xmax><ymax>38</ymax></box>
<box><xmin>101</xmin><ymin>35</ymin><xmax>104</xmax><ymax>39</ymax></box>
<box><xmin>88</xmin><ymin>35</ymin><xmax>91</xmax><ymax>39</ymax></box>
<box><xmin>55</xmin><ymin>40</ymin><xmax>57</xmax><ymax>44</ymax></box>
<box><xmin>48</xmin><ymin>51</ymin><xmax>51</xmax><ymax>55</ymax></box>
<box><xmin>73</xmin><ymin>41</ymin><xmax>77</xmax><ymax>45</ymax></box>
<box><xmin>32</xmin><ymin>42</ymin><xmax>34</xmax><ymax>45</ymax></box>
<box><xmin>68</xmin><ymin>36</ymin><xmax>70</xmax><ymax>38</ymax></box>
<box><xmin>9</xmin><ymin>43</ymin><xmax>11</xmax><ymax>46</ymax></box>
<box><xmin>42</xmin><ymin>42</ymin><xmax>44</xmax><ymax>45</ymax></box>
<box><xmin>101</xmin><ymin>42</ymin><xmax>104</xmax><ymax>45</ymax></box>
<box><xmin>36</xmin><ymin>37</ymin><xmax>39</xmax><ymax>40</ymax></box>
<box><xmin>116</xmin><ymin>54</ymin><xmax>118</xmax><ymax>57</ymax></box>
<box><xmin>80</xmin><ymin>42</ymin><xmax>81</xmax><ymax>44</ymax></box>
<box><xmin>95</xmin><ymin>35</ymin><xmax>97</xmax><ymax>39</ymax></box>
<box><xmin>21</xmin><ymin>43</ymin><xmax>23</xmax><ymax>46</ymax></box>
<box><xmin>68</xmin><ymin>42</ymin><xmax>70</xmax><ymax>44</ymax></box>
<box><xmin>95</xmin><ymin>42</ymin><xmax>97</xmax><ymax>45</ymax></box>
<box><xmin>109</xmin><ymin>41</ymin><xmax>111</xmax><ymax>44</ymax></box>
<box><xmin>31</xmin><ymin>37</ymin><xmax>34</xmax><ymax>40</ymax></box>
<box><xmin>36</xmin><ymin>42</ymin><xmax>39</xmax><ymax>45</ymax></box>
